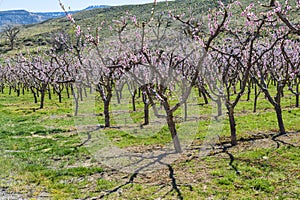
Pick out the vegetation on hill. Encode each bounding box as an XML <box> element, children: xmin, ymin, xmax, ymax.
<box><xmin>0</xmin><ymin>0</ymin><xmax>215</xmax><ymax>55</ymax></box>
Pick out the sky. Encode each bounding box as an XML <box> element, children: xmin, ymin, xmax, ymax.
<box><xmin>0</xmin><ymin>0</ymin><xmax>166</xmax><ymax>12</ymax></box>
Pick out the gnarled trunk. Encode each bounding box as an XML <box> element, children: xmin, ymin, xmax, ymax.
<box><xmin>166</xmin><ymin>113</ymin><xmax>182</xmax><ymax>153</ymax></box>
<box><xmin>163</xmin><ymin>101</ymin><xmax>182</xmax><ymax>153</ymax></box>
<box><xmin>227</xmin><ymin>105</ymin><xmax>237</xmax><ymax>146</ymax></box>
<box><xmin>275</xmin><ymin>105</ymin><xmax>285</xmax><ymax>134</ymax></box>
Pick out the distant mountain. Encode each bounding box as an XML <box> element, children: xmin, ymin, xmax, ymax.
<box><xmin>0</xmin><ymin>6</ymin><xmax>109</xmax><ymax>29</ymax></box>
<box><xmin>84</xmin><ymin>5</ymin><xmax>110</xmax><ymax>10</ymax></box>
<box><xmin>0</xmin><ymin>10</ymin><xmax>45</xmax><ymax>28</ymax></box>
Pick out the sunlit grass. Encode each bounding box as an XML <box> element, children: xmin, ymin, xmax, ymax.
<box><xmin>0</xmin><ymin>82</ymin><xmax>299</xmax><ymax>198</ymax></box>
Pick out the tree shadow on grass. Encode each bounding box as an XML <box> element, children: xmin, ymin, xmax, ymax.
<box><xmin>271</xmin><ymin>132</ymin><xmax>296</xmax><ymax>148</ymax></box>
<box><xmin>75</xmin><ymin>124</ymin><xmax>187</xmax><ymax>199</ymax></box>
<box><xmin>193</xmin><ymin>132</ymin><xmax>299</xmax><ymax>176</ymax></box>
<box><xmin>94</xmin><ymin>151</ymin><xmax>186</xmax><ymax>199</ymax></box>
<box><xmin>82</xmin><ymin>131</ymin><xmax>299</xmax><ymax>199</ymax></box>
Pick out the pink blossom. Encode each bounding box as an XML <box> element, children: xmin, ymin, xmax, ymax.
<box><xmin>131</xmin><ymin>15</ymin><xmax>137</xmax><ymax>25</ymax></box>
<box><xmin>76</xmin><ymin>25</ymin><xmax>81</xmax><ymax>37</ymax></box>
<box><xmin>67</xmin><ymin>14</ymin><xmax>72</xmax><ymax>20</ymax></box>
<box><xmin>67</xmin><ymin>14</ymin><xmax>75</xmax><ymax>23</ymax></box>
<box><xmin>235</xmin><ymin>1</ymin><xmax>241</xmax><ymax>6</ymax></box>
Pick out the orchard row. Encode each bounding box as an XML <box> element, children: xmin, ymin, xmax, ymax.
<box><xmin>0</xmin><ymin>0</ymin><xmax>299</xmax><ymax>152</ymax></box>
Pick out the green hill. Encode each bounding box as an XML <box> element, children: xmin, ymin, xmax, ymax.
<box><xmin>0</xmin><ymin>0</ymin><xmax>217</xmax><ymax>55</ymax></box>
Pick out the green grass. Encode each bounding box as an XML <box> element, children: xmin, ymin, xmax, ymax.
<box><xmin>94</xmin><ymin>145</ymin><xmax>299</xmax><ymax>199</ymax></box>
<box><xmin>0</xmin><ymin>84</ymin><xmax>299</xmax><ymax>199</ymax></box>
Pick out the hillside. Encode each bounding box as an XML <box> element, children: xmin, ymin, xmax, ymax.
<box><xmin>1</xmin><ymin>0</ymin><xmax>294</xmax><ymax>55</ymax></box>
<box><xmin>0</xmin><ymin>0</ymin><xmax>214</xmax><ymax>54</ymax></box>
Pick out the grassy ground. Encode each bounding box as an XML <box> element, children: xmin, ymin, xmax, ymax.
<box><xmin>0</xmin><ymin>87</ymin><xmax>299</xmax><ymax>199</ymax></box>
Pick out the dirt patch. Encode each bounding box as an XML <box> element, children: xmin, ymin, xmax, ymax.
<box><xmin>98</xmin><ymin>131</ymin><xmax>299</xmax><ymax>185</ymax></box>
<box><xmin>0</xmin><ymin>188</ymin><xmax>25</xmax><ymax>200</ymax></box>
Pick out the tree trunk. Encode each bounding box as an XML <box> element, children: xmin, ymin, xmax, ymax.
<box><xmin>142</xmin><ymin>93</ymin><xmax>149</xmax><ymax>125</ymax></box>
<box><xmin>144</xmin><ymin>103</ymin><xmax>149</xmax><ymax>125</ymax></box>
<box><xmin>166</xmin><ymin>113</ymin><xmax>182</xmax><ymax>153</ymax></box>
<box><xmin>66</xmin><ymin>84</ymin><xmax>70</xmax><ymax>98</ymax></box>
<box><xmin>163</xmin><ymin>101</ymin><xmax>182</xmax><ymax>153</ymax></box>
<box><xmin>48</xmin><ymin>86</ymin><xmax>51</xmax><ymax>100</ymax></box>
<box><xmin>104</xmin><ymin>100</ymin><xmax>110</xmax><ymax>127</ymax></box>
<box><xmin>202</xmin><ymin>90</ymin><xmax>209</xmax><ymax>104</ymax></box>
<box><xmin>247</xmin><ymin>84</ymin><xmax>251</xmax><ymax>101</ymax></box>
<box><xmin>16</xmin><ymin>89</ymin><xmax>20</xmax><ymax>97</ymax></box>
<box><xmin>10</xmin><ymin>40</ymin><xmax>14</xmax><ymax>50</ymax></box>
<box><xmin>253</xmin><ymin>95</ymin><xmax>258</xmax><ymax>113</ymax></box>
<box><xmin>40</xmin><ymin>89</ymin><xmax>45</xmax><ymax>109</ymax></box>
<box><xmin>296</xmin><ymin>84</ymin><xmax>299</xmax><ymax>107</ymax></box>
<box><xmin>116</xmin><ymin>90</ymin><xmax>121</xmax><ymax>104</ymax></box>
<box><xmin>1</xmin><ymin>84</ymin><xmax>4</xmax><ymax>94</ymax></box>
<box><xmin>227</xmin><ymin>106</ymin><xmax>237</xmax><ymax>146</ymax></box>
<box><xmin>217</xmin><ymin>97</ymin><xmax>222</xmax><ymax>116</ymax></box>
<box><xmin>71</xmin><ymin>84</ymin><xmax>79</xmax><ymax>116</ymax></box>
<box><xmin>184</xmin><ymin>101</ymin><xmax>188</xmax><ymax>121</ymax></box>
<box><xmin>79</xmin><ymin>87</ymin><xmax>83</xmax><ymax>101</ymax></box>
<box><xmin>253</xmin><ymin>84</ymin><xmax>260</xmax><ymax>113</ymax></box>
<box><xmin>275</xmin><ymin>105</ymin><xmax>286</xmax><ymax>134</ymax></box>
<box><xmin>30</xmin><ymin>87</ymin><xmax>38</xmax><ymax>103</ymax></box>
<box><xmin>58</xmin><ymin>92</ymin><xmax>62</xmax><ymax>103</ymax></box>
<box><xmin>84</xmin><ymin>87</ymin><xmax>88</xmax><ymax>98</ymax></box>
<box><xmin>132</xmin><ymin>93</ymin><xmax>136</xmax><ymax>112</ymax></box>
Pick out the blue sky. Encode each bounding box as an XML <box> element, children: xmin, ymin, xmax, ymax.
<box><xmin>0</xmin><ymin>0</ymin><xmax>166</xmax><ymax>12</ymax></box>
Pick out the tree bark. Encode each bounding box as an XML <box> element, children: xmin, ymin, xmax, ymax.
<box><xmin>58</xmin><ymin>92</ymin><xmax>62</xmax><ymax>103</ymax></box>
<box><xmin>217</xmin><ymin>97</ymin><xmax>222</xmax><ymax>116</ymax></box>
<box><xmin>184</xmin><ymin>101</ymin><xmax>188</xmax><ymax>121</ymax></box>
<box><xmin>142</xmin><ymin>93</ymin><xmax>149</xmax><ymax>125</ymax></box>
<box><xmin>66</xmin><ymin>84</ymin><xmax>70</xmax><ymax>98</ymax></box>
<box><xmin>48</xmin><ymin>86</ymin><xmax>51</xmax><ymax>100</ymax></box>
<box><xmin>132</xmin><ymin>91</ymin><xmax>136</xmax><ymax>111</ymax></box>
<box><xmin>40</xmin><ymin>89</ymin><xmax>45</xmax><ymax>109</ymax></box>
<box><xmin>275</xmin><ymin>105</ymin><xmax>286</xmax><ymax>134</ymax></box>
<box><xmin>163</xmin><ymin>101</ymin><xmax>182</xmax><ymax>153</ymax></box>
<box><xmin>247</xmin><ymin>84</ymin><xmax>251</xmax><ymax>101</ymax></box>
<box><xmin>227</xmin><ymin>105</ymin><xmax>237</xmax><ymax>146</ymax></box>
<box><xmin>166</xmin><ymin>113</ymin><xmax>182</xmax><ymax>153</ymax></box>
<box><xmin>30</xmin><ymin>87</ymin><xmax>38</xmax><ymax>103</ymax></box>
<box><xmin>104</xmin><ymin>100</ymin><xmax>110</xmax><ymax>127</ymax></box>
<box><xmin>79</xmin><ymin>87</ymin><xmax>83</xmax><ymax>101</ymax></box>
<box><xmin>116</xmin><ymin>90</ymin><xmax>121</xmax><ymax>104</ymax></box>
<box><xmin>71</xmin><ymin>84</ymin><xmax>79</xmax><ymax>116</ymax></box>
<box><xmin>253</xmin><ymin>84</ymin><xmax>260</xmax><ymax>113</ymax></box>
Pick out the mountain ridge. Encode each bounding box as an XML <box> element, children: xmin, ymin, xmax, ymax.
<box><xmin>0</xmin><ymin>5</ymin><xmax>109</xmax><ymax>29</ymax></box>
